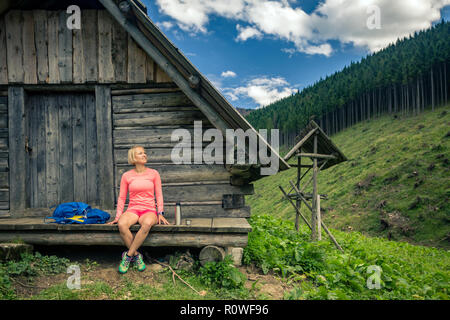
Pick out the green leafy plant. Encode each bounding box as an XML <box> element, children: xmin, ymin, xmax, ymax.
<box><xmin>199</xmin><ymin>255</ymin><xmax>246</xmax><ymax>290</ymax></box>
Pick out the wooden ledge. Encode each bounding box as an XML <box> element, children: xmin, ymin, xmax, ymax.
<box><xmin>0</xmin><ymin>217</ymin><xmax>252</xmax><ymax>233</ymax></box>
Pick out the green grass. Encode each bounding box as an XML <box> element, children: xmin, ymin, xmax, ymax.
<box><xmin>248</xmin><ymin>106</ymin><xmax>450</xmax><ymax>248</ymax></box>
<box><xmin>244</xmin><ymin>214</ymin><xmax>449</xmax><ymax>300</ymax></box>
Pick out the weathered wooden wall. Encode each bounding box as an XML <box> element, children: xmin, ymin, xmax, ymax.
<box><xmin>112</xmin><ymin>89</ymin><xmax>252</xmax><ymax>219</ymax></box>
<box><xmin>0</xmin><ymin>9</ymin><xmax>172</xmax><ymax>85</ymax></box>
<box><xmin>0</xmin><ymin>93</ymin><xmax>8</xmax><ymax>217</ymax></box>
<box><xmin>1</xmin><ymin>8</ymin><xmax>253</xmax><ymax>221</ymax></box>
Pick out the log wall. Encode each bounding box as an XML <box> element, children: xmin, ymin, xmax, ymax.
<box><xmin>112</xmin><ymin>90</ymin><xmax>253</xmax><ymax>219</ymax></box>
<box><xmin>0</xmin><ymin>9</ymin><xmax>172</xmax><ymax>85</ymax></box>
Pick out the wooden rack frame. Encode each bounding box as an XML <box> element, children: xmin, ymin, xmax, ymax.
<box><xmin>280</xmin><ymin>121</ymin><xmax>346</xmax><ymax>252</ymax></box>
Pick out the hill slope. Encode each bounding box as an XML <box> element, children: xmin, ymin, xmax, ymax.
<box><xmin>247</xmin><ymin>106</ymin><xmax>450</xmax><ymax>249</ymax></box>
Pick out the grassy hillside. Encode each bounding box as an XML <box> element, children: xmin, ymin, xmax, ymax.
<box><xmin>247</xmin><ymin>106</ymin><xmax>450</xmax><ymax>249</ymax></box>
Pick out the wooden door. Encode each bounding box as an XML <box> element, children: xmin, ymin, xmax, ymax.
<box><xmin>26</xmin><ymin>93</ymin><xmax>100</xmax><ymax>208</ymax></box>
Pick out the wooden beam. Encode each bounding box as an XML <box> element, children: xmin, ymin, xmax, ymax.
<box><xmin>0</xmin><ymin>231</ymin><xmax>248</xmax><ymax>248</ymax></box>
<box><xmin>279</xmin><ymin>186</ymin><xmax>312</xmax><ymax>231</ymax></box>
<box><xmin>284</xmin><ymin>127</ymin><xmax>318</xmax><ymax>161</ymax></box>
<box><xmin>296</xmin><ymin>153</ymin><xmax>337</xmax><ymax>159</ymax></box>
<box><xmin>8</xmin><ymin>87</ymin><xmax>26</xmax><ymax>214</ymax></box>
<box><xmin>95</xmin><ymin>85</ymin><xmax>115</xmax><ymax>209</ymax></box>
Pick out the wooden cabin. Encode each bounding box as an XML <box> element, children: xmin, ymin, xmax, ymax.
<box><xmin>0</xmin><ymin>0</ymin><xmax>289</xmax><ymax>263</ymax></box>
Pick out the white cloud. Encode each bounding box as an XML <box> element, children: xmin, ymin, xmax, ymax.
<box><xmin>157</xmin><ymin>21</ymin><xmax>174</xmax><ymax>30</ymax></box>
<box><xmin>224</xmin><ymin>76</ymin><xmax>296</xmax><ymax>108</ymax></box>
<box><xmin>221</xmin><ymin>70</ymin><xmax>237</xmax><ymax>78</ymax></box>
<box><xmin>235</xmin><ymin>24</ymin><xmax>263</xmax><ymax>41</ymax></box>
<box><xmin>155</xmin><ymin>0</ymin><xmax>450</xmax><ymax>55</ymax></box>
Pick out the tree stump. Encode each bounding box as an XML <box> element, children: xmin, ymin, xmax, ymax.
<box><xmin>199</xmin><ymin>245</ymin><xmax>225</xmax><ymax>266</ymax></box>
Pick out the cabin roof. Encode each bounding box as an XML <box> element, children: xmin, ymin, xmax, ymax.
<box><xmin>283</xmin><ymin>120</ymin><xmax>347</xmax><ymax>170</ymax></box>
<box><xmin>0</xmin><ymin>0</ymin><xmax>290</xmax><ymax>179</ymax></box>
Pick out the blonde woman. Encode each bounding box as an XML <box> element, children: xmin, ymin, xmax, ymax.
<box><xmin>108</xmin><ymin>145</ymin><xmax>169</xmax><ymax>274</ymax></box>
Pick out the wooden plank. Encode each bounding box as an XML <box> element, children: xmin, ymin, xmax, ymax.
<box><xmin>0</xmin><ymin>15</ymin><xmax>8</xmax><ymax>84</ymax></box>
<box><xmin>0</xmin><ymin>115</ymin><xmax>7</xmax><ymax>128</ymax></box>
<box><xmin>127</xmin><ymin>34</ymin><xmax>147</xmax><ymax>83</ymax></box>
<box><xmin>22</xmin><ymin>11</ymin><xmax>37</xmax><ymax>84</ymax></box>
<box><xmin>0</xmin><ymin>172</ymin><xmax>8</xmax><ymax>188</ymax></box>
<box><xmin>161</xmin><ymin>183</ymin><xmax>254</xmax><ymax>202</ymax></box>
<box><xmin>113</xmin><ymin>127</ymin><xmax>214</xmax><ymax>145</ymax></box>
<box><xmin>72</xmin><ymin>11</ymin><xmax>85</xmax><ymax>84</ymax></box>
<box><xmin>85</xmin><ymin>93</ymin><xmax>99</xmax><ymax>205</ymax></box>
<box><xmin>58</xmin><ymin>10</ymin><xmax>73</xmax><ymax>83</ymax></box>
<box><xmin>95</xmin><ymin>85</ymin><xmax>115</xmax><ymax>209</ymax></box>
<box><xmin>112</xmin><ymin>92</ymin><xmax>192</xmax><ymax>112</ymax></box>
<box><xmin>0</xmin><ymin>216</ymin><xmax>251</xmax><ymax>231</ymax></box>
<box><xmin>114</xmin><ymin>146</ymin><xmax>206</xmax><ymax>164</ymax></box>
<box><xmin>146</xmin><ymin>54</ymin><xmax>155</xmax><ymax>83</ymax></box>
<box><xmin>47</xmin><ymin>10</ymin><xmax>60</xmax><ymax>84</ymax></box>
<box><xmin>212</xmin><ymin>218</ymin><xmax>252</xmax><ymax>233</ymax></box>
<box><xmin>113</xmin><ymin>110</ymin><xmax>207</xmax><ymax>127</ymax></box>
<box><xmin>155</xmin><ymin>63</ymin><xmax>172</xmax><ymax>83</ymax></box>
<box><xmin>58</xmin><ymin>95</ymin><xmax>74</xmax><ymax>202</ymax></box>
<box><xmin>8</xmin><ymin>87</ymin><xmax>26</xmax><ymax>213</ymax></box>
<box><xmin>162</xmin><ymin>204</ymin><xmax>250</xmax><ymax>218</ymax></box>
<box><xmin>115</xmin><ymin>164</ymin><xmax>231</xmax><ymax>184</ymax></box>
<box><xmin>45</xmin><ymin>94</ymin><xmax>60</xmax><ymax>207</ymax></box>
<box><xmin>0</xmin><ymin>138</ymin><xmax>8</xmax><ymax>150</ymax></box>
<box><xmin>111</xmin><ymin>16</ymin><xmax>127</xmax><ymax>83</ymax></box>
<box><xmin>35</xmin><ymin>95</ymin><xmax>47</xmax><ymax>208</ymax></box>
<box><xmin>0</xmin><ymin>190</ymin><xmax>8</xmax><ymax>202</ymax></box>
<box><xmin>72</xmin><ymin>94</ymin><xmax>87</xmax><ymax>203</ymax></box>
<box><xmin>98</xmin><ymin>10</ymin><xmax>115</xmax><ymax>83</ymax></box>
<box><xmin>33</xmin><ymin>10</ymin><xmax>49</xmax><ymax>83</ymax></box>
<box><xmin>27</xmin><ymin>94</ymin><xmax>38</xmax><ymax>207</ymax></box>
<box><xmin>0</xmin><ymin>231</ymin><xmax>248</xmax><ymax>247</ymax></box>
<box><xmin>82</xmin><ymin>10</ymin><xmax>98</xmax><ymax>82</ymax></box>
<box><xmin>5</xmin><ymin>10</ymin><xmax>24</xmax><ymax>83</ymax></box>
<box><xmin>114</xmin><ymin>181</ymin><xmax>253</xmax><ymax>202</ymax></box>
<box><xmin>111</xmin><ymin>88</ymin><xmax>181</xmax><ymax>95</ymax></box>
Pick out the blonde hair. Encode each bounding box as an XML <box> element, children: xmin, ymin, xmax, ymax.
<box><xmin>128</xmin><ymin>145</ymin><xmax>145</xmax><ymax>165</ymax></box>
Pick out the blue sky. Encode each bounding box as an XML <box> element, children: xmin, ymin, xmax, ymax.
<box><xmin>142</xmin><ymin>0</ymin><xmax>450</xmax><ymax>110</ymax></box>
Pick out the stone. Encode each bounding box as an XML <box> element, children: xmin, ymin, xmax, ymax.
<box><xmin>0</xmin><ymin>243</ymin><xmax>33</xmax><ymax>261</ymax></box>
<box><xmin>226</xmin><ymin>247</ymin><xmax>243</xmax><ymax>267</ymax></box>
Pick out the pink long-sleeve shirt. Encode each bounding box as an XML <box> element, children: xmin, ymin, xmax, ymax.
<box><xmin>115</xmin><ymin>168</ymin><xmax>164</xmax><ymax>220</ymax></box>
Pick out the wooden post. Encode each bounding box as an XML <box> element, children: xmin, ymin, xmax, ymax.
<box><xmin>311</xmin><ymin>132</ymin><xmax>318</xmax><ymax>241</ymax></box>
<box><xmin>295</xmin><ymin>150</ymin><xmax>301</xmax><ymax>231</ymax></box>
<box><xmin>317</xmin><ymin>194</ymin><xmax>321</xmax><ymax>240</ymax></box>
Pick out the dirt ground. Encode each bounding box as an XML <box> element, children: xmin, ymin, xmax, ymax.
<box><xmin>11</xmin><ymin>245</ymin><xmax>294</xmax><ymax>300</ymax></box>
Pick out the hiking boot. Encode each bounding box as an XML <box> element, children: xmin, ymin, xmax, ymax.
<box><xmin>118</xmin><ymin>251</ymin><xmax>133</xmax><ymax>274</ymax></box>
<box><xmin>134</xmin><ymin>252</ymin><xmax>146</xmax><ymax>272</ymax></box>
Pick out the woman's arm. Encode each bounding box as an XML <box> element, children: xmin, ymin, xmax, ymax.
<box><xmin>154</xmin><ymin>170</ymin><xmax>164</xmax><ymax>214</ymax></box>
<box><xmin>111</xmin><ymin>174</ymin><xmax>128</xmax><ymax>223</ymax></box>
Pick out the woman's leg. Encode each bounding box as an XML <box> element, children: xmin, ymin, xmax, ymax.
<box><xmin>127</xmin><ymin>212</ymin><xmax>158</xmax><ymax>256</ymax></box>
<box><xmin>117</xmin><ymin>212</ymin><xmax>140</xmax><ymax>249</ymax></box>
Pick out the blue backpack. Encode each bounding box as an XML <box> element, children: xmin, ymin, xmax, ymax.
<box><xmin>44</xmin><ymin>202</ymin><xmax>110</xmax><ymax>224</ymax></box>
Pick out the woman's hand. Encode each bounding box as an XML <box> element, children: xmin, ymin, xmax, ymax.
<box><xmin>158</xmin><ymin>214</ymin><xmax>170</xmax><ymax>225</ymax></box>
<box><xmin>107</xmin><ymin>219</ymin><xmax>119</xmax><ymax>225</ymax></box>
